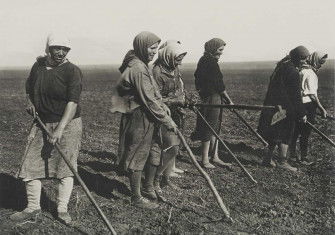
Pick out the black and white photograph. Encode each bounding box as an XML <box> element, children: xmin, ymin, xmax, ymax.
<box><xmin>0</xmin><ymin>0</ymin><xmax>334</xmax><ymax>234</ymax></box>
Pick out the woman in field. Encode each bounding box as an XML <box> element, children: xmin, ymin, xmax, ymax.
<box><xmin>258</xmin><ymin>46</ymin><xmax>309</xmax><ymax>172</ymax></box>
<box><xmin>141</xmin><ymin>40</ymin><xmax>187</xmax><ymax>199</ymax></box>
<box><xmin>10</xmin><ymin>34</ymin><xmax>83</xmax><ymax>225</ymax></box>
<box><xmin>191</xmin><ymin>38</ymin><xmax>233</xmax><ymax>169</ymax></box>
<box><xmin>289</xmin><ymin>51</ymin><xmax>328</xmax><ymax>165</ymax></box>
<box><xmin>113</xmin><ymin>31</ymin><xmax>177</xmax><ymax>209</ymax></box>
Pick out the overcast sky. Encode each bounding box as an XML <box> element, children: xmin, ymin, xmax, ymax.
<box><xmin>0</xmin><ymin>0</ymin><xmax>334</xmax><ymax>66</ymax></box>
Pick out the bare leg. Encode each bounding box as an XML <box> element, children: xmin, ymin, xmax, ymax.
<box><xmin>202</xmin><ymin>140</ymin><xmax>215</xmax><ymax>168</ymax></box>
<box><xmin>211</xmin><ymin>137</ymin><xmax>232</xmax><ymax>167</ymax></box>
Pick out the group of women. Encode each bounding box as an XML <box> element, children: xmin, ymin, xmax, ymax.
<box><xmin>10</xmin><ymin>31</ymin><xmax>328</xmax><ymax>223</ymax></box>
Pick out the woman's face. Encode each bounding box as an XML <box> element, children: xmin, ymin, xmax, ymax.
<box><xmin>49</xmin><ymin>46</ymin><xmax>70</xmax><ymax>64</ymax></box>
<box><xmin>174</xmin><ymin>54</ymin><xmax>186</xmax><ymax>66</ymax></box>
<box><xmin>214</xmin><ymin>46</ymin><xmax>225</xmax><ymax>60</ymax></box>
<box><xmin>147</xmin><ymin>42</ymin><xmax>159</xmax><ymax>62</ymax></box>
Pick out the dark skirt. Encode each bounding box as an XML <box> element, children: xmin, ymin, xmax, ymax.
<box><xmin>192</xmin><ymin>93</ymin><xmax>222</xmax><ymax>142</ymax></box>
<box><xmin>258</xmin><ymin>109</ymin><xmax>296</xmax><ymax>145</ymax></box>
<box><xmin>118</xmin><ymin>107</ymin><xmax>156</xmax><ymax>171</ymax></box>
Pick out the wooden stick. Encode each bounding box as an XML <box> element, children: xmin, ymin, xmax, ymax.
<box><xmin>35</xmin><ymin>115</ymin><xmax>117</xmax><ymax>235</ymax></box>
<box><xmin>229</xmin><ymin>109</ymin><xmax>269</xmax><ymax>147</ymax></box>
<box><xmin>191</xmin><ymin>106</ymin><xmax>258</xmax><ymax>184</ymax></box>
<box><xmin>306</xmin><ymin>121</ymin><xmax>335</xmax><ymax>148</ymax></box>
<box><xmin>176</xmin><ymin>130</ymin><xmax>233</xmax><ymax>222</ymax></box>
<box><xmin>192</xmin><ymin>103</ymin><xmax>276</xmax><ymax>111</ymax></box>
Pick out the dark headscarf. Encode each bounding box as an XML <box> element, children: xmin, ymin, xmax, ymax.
<box><xmin>119</xmin><ymin>31</ymin><xmax>161</xmax><ymax>73</ymax></box>
<box><xmin>289</xmin><ymin>46</ymin><xmax>310</xmax><ymax>65</ymax></box>
<box><xmin>204</xmin><ymin>38</ymin><xmax>226</xmax><ymax>55</ymax></box>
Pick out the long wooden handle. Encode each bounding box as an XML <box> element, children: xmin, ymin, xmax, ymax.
<box><xmin>192</xmin><ymin>107</ymin><xmax>258</xmax><ymax>184</ymax></box>
<box><xmin>35</xmin><ymin>116</ymin><xmax>117</xmax><ymax>235</ymax></box>
<box><xmin>176</xmin><ymin>130</ymin><xmax>233</xmax><ymax>222</ymax></box>
<box><xmin>307</xmin><ymin>121</ymin><xmax>335</xmax><ymax>148</ymax></box>
<box><xmin>193</xmin><ymin>103</ymin><xmax>276</xmax><ymax>111</ymax></box>
<box><xmin>230</xmin><ymin>109</ymin><xmax>268</xmax><ymax>147</ymax></box>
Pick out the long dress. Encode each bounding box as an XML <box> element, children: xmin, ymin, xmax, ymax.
<box><xmin>257</xmin><ymin>61</ymin><xmax>306</xmax><ymax>145</ymax></box>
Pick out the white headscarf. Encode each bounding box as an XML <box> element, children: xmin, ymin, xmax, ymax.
<box><xmin>157</xmin><ymin>41</ymin><xmax>187</xmax><ymax>71</ymax></box>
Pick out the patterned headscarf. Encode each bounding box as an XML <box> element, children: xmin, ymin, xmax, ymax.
<box><xmin>119</xmin><ymin>31</ymin><xmax>161</xmax><ymax>73</ymax></box>
<box><xmin>157</xmin><ymin>41</ymin><xmax>187</xmax><ymax>70</ymax></box>
<box><xmin>308</xmin><ymin>51</ymin><xmax>328</xmax><ymax>72</ymax></box>
<box><xmin>204</xmin><ymin>38</ymin><xmax>226</xmax><ymax>55</ymax></box>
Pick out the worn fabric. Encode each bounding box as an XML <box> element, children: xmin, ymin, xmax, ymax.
<box><xmin>308</xmin><ymin>51</ymin><xmax>328</xmax><ymax>72</ymax></box>
<box><xmin>155</xmin><ymin>43</ymin><xmax>187</xmax><ymax>71</ymax></box>
<box><xmin>192</xmin><ymin>93</ymin><xmax>222</xmax><ymax>142</ymax></box>
<box><xmin>291</xmin><ymin>102</ymin><xmax>317</xmax><ymax>158</ymax></box>
<box><xmin>25</xmin><ymin>179</ymin><xmax>42</xmax><ymax>211</ymax></box>
<box><xmin>57</xmin><ymin>176</ymin><xmax>74</xmax><ymax>212</ymax></box>
<box><xmin>17</xmin><ymin>117</ymin><xmax>82</xmax><ymax>179</ymax></box>
<box><xmin>117</xmin><ymin>107</ymin><xmax>157</xmax><ymax>171</ymax></box>
<box><xmin>204</xmin><ymin>38</ymin><xmax>226</xmax><ymax>55</ymax></box>
<box><xmin>257</xmin><ymin>61</ymin><xmax>306</xmax><ymax>145</ymax></box>
<box><xmin>26</xmin><ymin>57</ymin><xmax>82</xmax><ymax>123</ymax></box>
<box><xmin>194</xmin><ymin>53</ymin><xmax>225</xmax><ymax>99</ymax></box>
<box><xmin>111</xmin><ymin>56</ymin><xmax>174</xmax><ymax>127</ymax></box>
<box><xmin>301</xmin><ymin>68</ymin><xmax>318</xmax><ymax>103</ymax></box>
<box><xmin>152</xmin><ymin>60</ymin><xmax>186</xmax><ymax>152</ymax></box>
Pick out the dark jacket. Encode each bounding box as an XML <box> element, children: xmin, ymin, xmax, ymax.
<box><xmin>194</xmin><ymin>53</ymin><xmax>225</xmax><ymax>98</ymax></box>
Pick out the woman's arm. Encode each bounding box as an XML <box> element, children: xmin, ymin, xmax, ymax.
<box><xmin>221</xmin><ymin>90</ymin><xmax>233</xmax><ymax>104</ymax></box>
<box><xmin>309</xmin><ymin>94</ymin><xmax>327</xmax><ymax>118</ymax></box>
<box><xmin>49</xmin><ymin>102</ymin><xmax>77</xmax><ymax>144</ymax></box>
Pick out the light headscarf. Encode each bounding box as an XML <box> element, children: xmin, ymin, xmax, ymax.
<box><xmin>204</xmin><ymin>38</ymin><xmax>226</xmax><ymax>55</ymax></box>
<box><xmin>308</xmin><ymin>51</ymin><xmax>328</xmax><ymax>72</ymax></box>
<box><xmin>119</xmin><ymin>31</ymin><xmax>161</xmax><ymax>73</ymax></box>
<box><xmin>157</xmin><ymin>41</ymin><xmax>187</xmax><ymax>71</ymax></box>
<box><xmin>45</xmin><ymin>33</ymin><xmax>71</xmax><ymax>67</ymax></box>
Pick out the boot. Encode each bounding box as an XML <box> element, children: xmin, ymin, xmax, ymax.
<box><xmin>130</xmin><ymin>170</ymin><xmax>158</xmax><ymax>209</ymax></box>
<box><xmin>142</xmin><ymin>164</ymin><xmax>158</xmax><ymax>200</ymax></box>
<box><xmin>57</xmin><ymin>177</ymin><xmax>73</xmax><ymax>224</ymax></box>
<box><xmin>10</xmin><ymin>179</ymin><xmax>42</xmax><ymax>221</ymax></box>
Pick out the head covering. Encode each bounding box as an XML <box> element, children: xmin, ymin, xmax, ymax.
<box><xmin>289</xmin><ymin>46</ymin><xmax>310</xmax><ymax>63</ymax></box>
<box><xmin>159</xmin><ymin>40</ymin><xmax>181</xmax><ymax>50</ymax></box>
<box><xmin>204</xmin><ymin>38</ymin><xmax>226</xmax><ymax>55</ymax></box>
<box><xmin>119</xmin><ymin>31</ymin><xmax>161</xmax><ymax>73</ymax></box>
<box><xmin>156</xmin><ymin>41</ymin><xmax>187</xmax><ymax>70</ymax></box>
<box><xmin>308</xmin><ymin>51</ymin><xmax>328</xmax><ymax>71</ymax></box>
<box><xmin>45</xmin><ymin>33</ymin><xmax>71</xmax><ymax>67</ymax></box>
<box><xmin>133</xmin><ymin>31</ymin><xmax>161</xmax><ymax>63</ymax></box>
<box><xmin>45</xmin><ymin>33</ymin><xmax>71</xmax><ymax>54</ymax></box>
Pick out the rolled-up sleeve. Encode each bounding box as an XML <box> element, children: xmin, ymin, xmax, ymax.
<box><xmin>67</xmin><ymin>66</ymin><xmax>83</xmax><ymax>103</ymax></box>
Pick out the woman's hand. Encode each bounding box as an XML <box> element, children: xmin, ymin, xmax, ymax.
<box><xmin>26</xmin><ymin>99</ymin><xmax>36</xmax><ymax>118</ymax></box>
<box><xmin>321</xmin><ymin>108</ymin><xmax>328</xmax><ymax>118</ymax></box>
<box><xmin>48</xmin><ymin>126</ymin><xmax>65</xmax><ymax>145</ymax></box>
<box><xmin>166</xmin><ymin>120</ymin><xmax>178</xmax><ymax>134</ymax></box>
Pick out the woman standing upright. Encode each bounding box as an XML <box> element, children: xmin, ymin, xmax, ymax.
<box><xmin>192</xmin><ymin>38</ymin><xmax>233</xmax><ymax>169</ymax></box>
<box><xmin>142</xmin><ymin>41</ymin><xmax>187</xmax><ymax>199</ymax></box>
<box><xmin>112</xmin><ymin>32</ymin><xmax>177</xmax><ymax>209</ymax></box>
<box><xmin>289</xmin><ymin>51</ymin><xmax>328</xmax><ymax>165</ymax></box>
<box><xmin>10</xmin><ymin>34</ymin><xmax>83</xmax><ymax>225</ymax></box>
